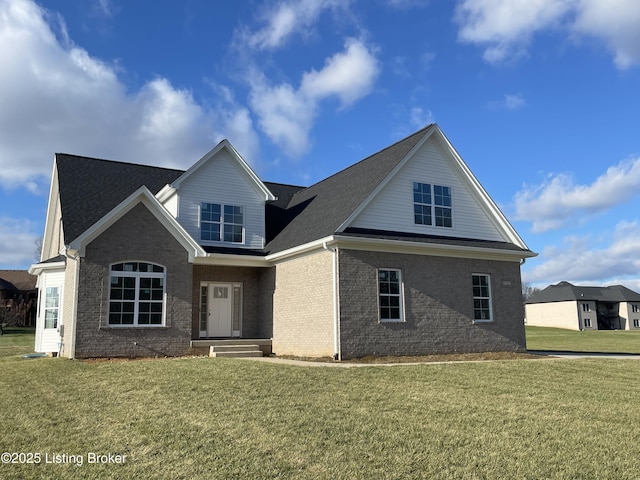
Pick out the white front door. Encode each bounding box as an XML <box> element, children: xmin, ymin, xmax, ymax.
<box><xmin>207</xmin><ymin>284</ymin><xmax>232</xmax><ymax>337</ymax></box>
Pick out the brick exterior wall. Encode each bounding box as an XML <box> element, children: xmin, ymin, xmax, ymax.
<box><xmin>272</xmin><ymin>250</ymin><xmax>335</xmax><ymax>357</ymax></box>
<box><xmin>338</xmin><ymin>249</ymin><xmax>526</xmax><ymax>359</ymax></box>
<box><xmin>192</xmin><ymin>265</ymin><xmax>274</xmax><ymax>339</ymax></box>
<box><xmin>74</xmin><ymin>204</ymin><xmax>193</xmax><ymax>358</ymax></box>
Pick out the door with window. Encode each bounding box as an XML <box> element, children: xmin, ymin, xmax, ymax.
<box><xmin>201</xmin><ymin>283</ymin><xmax>242</xmax><ymax>337</ymax></box>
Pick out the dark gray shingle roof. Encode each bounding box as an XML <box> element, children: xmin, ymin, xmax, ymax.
<box><xmin>263</xmin><ymin>125</ymin><xmax>435</xmax><ymax>253</ymax></box>
<box><xmin>527</xmin><ymin>281</ymin><xmax>640</xmax><ymax>304</ymax></box>
<box><xmin>56</xmin><ymin>154</ymin><xmax>183</xmax><ymax>244</ymax></box>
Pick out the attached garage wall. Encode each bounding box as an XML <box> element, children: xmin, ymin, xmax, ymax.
<box><xmin>338</xmin><ymin>249</ymin><xmax>526</xmax><ymax>359</ymax></box>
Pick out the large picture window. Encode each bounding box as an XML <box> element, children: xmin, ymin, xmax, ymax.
<box><xmin>472</xmin><ymin>274</ymin><xmax>492</xmax><ymax>322</ymax></box>
<box><xmin>378</xmin><ymin>269</ymin><xmax>403</xmax><ymax>322</ymax></box>
<box><xmin>413</xmin><ymin>182</ymin><xmax>452</xmax><ymax>227</ymax></box>
<box><xmin>201</xmin><ymin>203</ymin><xmax>244</xmax><ymax>243</ymax></box>
<box><xmin>108</xmin><ymin>262</ymin><xmax>165</xmax><ymax>326</ymax></box>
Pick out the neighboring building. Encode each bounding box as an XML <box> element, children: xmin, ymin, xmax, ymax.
<box><xmin>29</xmin><ymin>124</ymin><xmax>535</xmax><ymax>359</ymax></box>
<box><xmin>0</xmin><ymin>270</ymin><xmax>37</xmax><ymax>327</ymax></box>
<box><xmin>525</xmin><ymin>281</ymin><xmax>640</xmax><ymax>331</ymax></box>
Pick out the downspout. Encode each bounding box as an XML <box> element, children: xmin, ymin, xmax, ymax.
<box><xmin>323</xmin><ymin>241</ymin><xmax>340</xmax><ymax>361</ymax></box>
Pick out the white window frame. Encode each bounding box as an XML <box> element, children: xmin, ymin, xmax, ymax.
<box><xmin>44</xmin><ymin>287</ymin><xmax>60</xmax><ymax>329</ymax></box>
<box><xmin>413</xmin><ymin>181</ymin><xmax>453</xmax><ymax>228</ymax></box>
<box><xmin>200</xmin><ymin>202</ymin><xmax>245</xmax><ymax>244</ymax></box>
<box><xmin>378</xmin><ymin>268</ymin><xmax>404</xmax><ymax>323</ymax></box>
<box><xmin>472</xmin><ymin>274</ymin><xmax>493</xmax><ymax>323</ymax></box>
<box><xmin>582</xmin><ymin>303</ymin><xmax>590</xmax><ymax>312</ymax></box>
<box><xmin>584</xmin><ymin>318</ymin><xmax>592</xmax><ymax>328</ymax></box>
<box><xmin>108</xmin><ymin>262</ymin><xmax>166</xmax><ymax>327</ymax></box>
<box><xmin>633</xmin><ymin>319</ymin><xmax>639</xmax><ymax>328</ymax></box>
<box><xmin>632</xmin><ymin>304</ymin><xmax>639</xmax><ymax>313</ymax></box>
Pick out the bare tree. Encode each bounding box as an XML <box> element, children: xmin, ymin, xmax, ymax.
<box><xmin>34</xmin><ymin>237</ymin><xmax>43</xmax><ymax>262</ymax></box>
<box><xmin>522</xmin><ymin>283</ymin><xmax>540</xmax><ymax>303</ymax></box>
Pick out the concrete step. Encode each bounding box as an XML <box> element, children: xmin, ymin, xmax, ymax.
<box><xmin>210</xmin><ymin>350</ymin><xmax>264</xmax><ymax>358</ymax></box>
<box><xmin>209</xmin><ymin>344</ymin><xmax>263</xmax><ymax>358</ymax></box>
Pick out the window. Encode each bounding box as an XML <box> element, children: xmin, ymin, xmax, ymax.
<box><xmin>201</xmin><ymin>203</ymin><xmax>244</xmax><ymax>243</ymax></box>
<box><xmin>201</xmin><ymin>203</ymin><xmax>221</xmax><ymax>241</ymax></box>
<box><xmin>108</xmin><ymin>262</ymin><xmax>165</xmax><ymax>326</ymax></box>
<box><xmin>413</xmin><ymin>182</ymin><xmax>452</xmax><ymax>227</ymax></box>
<box><xmin>44</xmin><ymin>287</ymin><xmax>59</xmax><ymax>329</ymax></box>
<box><xmin>584</xmin><ymin>318</ymin><xmax>592</xmax><ymax>328</ymax></box>
<box><xmin>378</xmin><ymin>269</ymin><xmax>403</xmax><ymax>322</ymax></box>
<box><xmin>632</xmin><ymin>304</ymin><xmax>639</xmax><ymax>313</ymax></box>
<box><xmin>582</xmin><ymin>303</ymin><xmax>590</xmax><ymax>312</ymax></box>
<box><xmin>472</xmin><ymin>274</ymin><xmax>492</xmax><ymax>322</ymax></box>
<box><xmin>634</xmin><ymin>319</ymin><xmax>639</xmax><ymax>328</ymax></box>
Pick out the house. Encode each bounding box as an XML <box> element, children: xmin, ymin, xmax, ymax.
<box><xmin>29</xmin><ymin>124</ymin><xmax>536</xmax><ymax>359</ymax></box>
<box><xmin>525</xmin><ymin>281</ymin><xmax>640</xmax><ymax>331</ymax></box>
<box><xmin>0</xmin><ymin>270</ymin><xmax>37</xmax><ymax>327</ymax></box>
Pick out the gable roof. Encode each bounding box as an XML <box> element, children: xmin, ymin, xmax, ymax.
<box><xmin>527</xmin><ymin>281</ymin><xmax>640</xmax><ymax>304</ymax></box>
<box><xmin>0</xmin><ymin>270</ymin><xmax>37</xmax><ymax>291</ymax></box>
<box><xmin>56</xmin><ymin>154</ymin><xmax>183</xmax><ymax>244</ymax></box>
<box><xmin>161</xmin><ymin>140</ymin><xmax>275</xmax><ymax>202</ymax></box>
<box><xmin>264</xmin><ymin>125</ymin><xmax>434</xmax><ymax>253</ymax></box>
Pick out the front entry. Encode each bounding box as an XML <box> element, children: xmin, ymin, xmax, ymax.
<box><xmin>200</xmin><ymin>283</ymin><xmax>242</xmax><ymax>338</ymax></box>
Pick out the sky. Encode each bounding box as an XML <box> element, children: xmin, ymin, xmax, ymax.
<box><xmin>1</xmin><ymin>0</ymin><xmax>640</xmax><ymax>291</ymax></box>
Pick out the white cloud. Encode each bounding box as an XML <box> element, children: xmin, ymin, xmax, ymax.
<box><xmin>514</xmin><ymin>156</ymin><xmax>640</xmax><ymax>232</ymax></box>
<box><xmin>454</xmin><ymin>0</ymin><xmax>640</xmax><ymax>68</ymax></box>
<box><xmin>0</xmin><ymin>216</ymin><xmax>40</xmax><ymax>267</ymax></box>
<box><xmin>244</xmin><ymin>0</ymin><xmax>348</xmax><ymax>50</ymax></box>
<box><xmin>489</xmin><ymin>93</ymin><xmax>526</xmax><ymax>110</ymax></box>
<box><xmin>300</xmin><ymin>39</ymin><xmax>379</xmax><ymax>105</ymax></box>
<box><xmin>573</xmin><ymin>0</ymin><xmax>640</xmax><ymax>69</ymax></box>
<box><xmin>455</xmin><ymin>0</ymin><xmax>572</xmax><ymax>63</ymax></box>
<box><xmin>0</xmin><ymin>0</ymin><xmax>260</xmax><ymax>190</ymax></box>
<box><xmin>248</xmin><ymin>38</ymin><xmax>379</xmax><ymax>157</ymax></box>
<box><xmin>523</xmin><ymin>221</ymin><xmax>640</xmax><ymax>288</ymax></box>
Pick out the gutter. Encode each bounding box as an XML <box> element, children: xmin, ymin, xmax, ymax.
<box><xmin>323</xmin><ymin>241</ymin><xmax>340</xmax><ymax>361</ymax></box>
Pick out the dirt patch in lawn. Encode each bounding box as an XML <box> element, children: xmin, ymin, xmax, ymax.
<box><xmin>278</xmin><ymin>351</ymin><xmax>545</xmax><ymax>364</ymax></box>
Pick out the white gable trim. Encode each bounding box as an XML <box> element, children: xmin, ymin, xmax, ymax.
<box><xmin>159</xmin><ymin>140</ymin><xmax>275</xmax><ymax>202</ymax></box>
<box><xmin>337</xmin><ymin>124</ymin><xmax>530</xmax><ymax>251</ymax></box>
<box><xmin>68</xmin><ymin>186</ymin><xmax>206</xmax><ymax>261</ymax></box>
<box><xmin>40</xmin><ymin>156</ymin><xmax>62</xmax><ymax>262</ymax></box>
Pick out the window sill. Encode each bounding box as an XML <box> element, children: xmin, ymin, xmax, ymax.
<box><xmin>472</xmin><ymin>319</ymin><xmax>493</xmax><ymax>324</ymax></box>
<box><xmin>100</xmin><ymin>325</ymin><xmax>168</xmax><ymax>330</ymax></box>
<box><xmin>380</xmin><ymin>319</ymin><xmax>405</xmax><ymax>324</ymax></box>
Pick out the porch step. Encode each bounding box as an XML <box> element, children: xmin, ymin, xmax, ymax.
<box><xmin>209</xmin><ymin>344</ymin><xmax>263</xmax><ymax>358</ymax></box>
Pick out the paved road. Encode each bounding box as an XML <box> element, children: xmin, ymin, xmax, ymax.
<box><xmin>528</xmin><ymin>350</ymin><xmax>640</xmax><ymax>360</ymax></box>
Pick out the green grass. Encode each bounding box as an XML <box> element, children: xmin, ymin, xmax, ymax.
<box><xmin>2</xmin><ymin>339</ymin><xmax>640</xmax><ymax>479</ymax></box>
<box><xmin>526</xmin><ymin>325</ymin><xmax>640</xmax><ymax>353</ymax></box>
<box><xmin>0</xmin><ymin>327</ymin><xmax>36</xmax><ymax>358</ymax></box>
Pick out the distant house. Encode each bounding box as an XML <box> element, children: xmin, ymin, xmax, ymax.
<box><xmin>525</xmin><ymin>281</ymin><xmax>640</xmax><ymax>331</ymax></box>
<box><xmin>29</xmin><ymin>124</ymin><xmax>535</xmax><ymax>359</ymax></box>
<box><xmin>0</xmin><ymin>270</ymin><xmax>37</xmax><ymax>327</ymax></box>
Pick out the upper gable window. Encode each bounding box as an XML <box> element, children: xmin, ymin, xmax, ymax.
<box><xmin>201</xmin><ymin>203</ymin><xmax>244</xmax><ymax>244</ymax></box>
<box><xmin>413</xmin><ymin>182</ymin><xmax>452</xmax><ymax>228</ymax></box>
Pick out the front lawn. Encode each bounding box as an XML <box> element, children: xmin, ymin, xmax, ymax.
<box><xmin>1</xmin><ymin>346</ymin><xmax>640</xmax><ymax>479</ymax></box>
<box><xmin>0</xmin><ymin>327</ymin><xmax>35</xmax><ymax>358</ymax></box>
<box><xmin>526</xmin><ymin>325</ymin><xmax>640</xmax><ymax>353</ymax></box>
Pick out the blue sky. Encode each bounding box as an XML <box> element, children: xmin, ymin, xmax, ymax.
<box><xmin>1</xmin><ymin>0</ymin><xmax>640</xmax><ymax>290</ymax></box>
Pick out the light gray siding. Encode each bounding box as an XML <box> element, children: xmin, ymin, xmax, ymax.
<box><xmin>176</xmin><ymin>149</ymin><xmax>266</xmax><ymax>249</ymax></box>
<box><xmin>350</xmin><ymin>136</ymin><xmax>505</xmax><ymax>242</ymax></box>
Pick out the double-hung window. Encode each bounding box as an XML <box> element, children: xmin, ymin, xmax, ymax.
<box><xmin>472</xmin><ymin>274</ymin><xmax>492</xmax><ymax>322</ymax></box>
<box><xmin>413</xmin><ymin>182</ymin><xmax>452</xmax><ymax>227</ymax></box>
<box><xmin>108</xmin><ymin>262</ymin><xmax>165</xmax><ymax>326</ymax></box>
<box><xmin>201</xmin><ymin>203</ymin><xmax>244</xmax><ymax>244</ymax></box>
<box><xmin>378</xmin><ymin>269</ymin><xmax>403</xmax><ymax>322</ymax></box>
